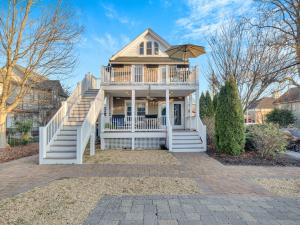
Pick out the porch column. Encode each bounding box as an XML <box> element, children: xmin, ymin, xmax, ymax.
<box><xmin>131</xmin><ymin>90</ymin><xmax>135</xmax><ymax>150</ymax></box>
<box><xmin>166</xmin><ymin>89</ymin><xmax>170</xmax><ymax>123</ymax></box>
<box><xmin>196</xmin><ymin>89</ymin><xmax>200</xmax><ymax>130</ymax></box>
<box><xmin>185</xmin><ymin>95</ymin><xmax>189</xmax><ymax>129</ymax></box>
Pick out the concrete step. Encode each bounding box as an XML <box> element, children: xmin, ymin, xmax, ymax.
<box><xmin>171</xmin><ymin>147</ymin><xmax>205</xmax><ymax>153</ymax></box>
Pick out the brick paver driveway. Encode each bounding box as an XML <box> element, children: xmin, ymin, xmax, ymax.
<box><xmin>1</xmin><ymin>151</ymin><xmax>300</xmax><ymax>225</ymax></box>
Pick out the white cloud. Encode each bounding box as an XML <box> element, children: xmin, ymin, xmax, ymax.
<box><xmin>176</xmin><ymin>0</ymin><xmax>254</xmax><ymax>40</ymax></box>
<box><xmin>93</xmin><ymin>33</ymin><xmax>130</xmax><ymax>55</ymax></box>
<box><xmin>102</xmin><ymin>4</ymin><xmax>135</xmax><ymax>26</ymax></box>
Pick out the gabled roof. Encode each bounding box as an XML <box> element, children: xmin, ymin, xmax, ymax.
<box><xmin>110</xmin><ymin>28</ymin><xmax>171</xmax><ymax>61</ymax></box>
<box><xmin>273</xmin><ymin>87</ymin><xmax>300</xmax><ymax>104</ymax></box>
<box><xmin>248</xmin><ymin>97</ymin><xmax>275</xmax><ymax>109</ymax></box>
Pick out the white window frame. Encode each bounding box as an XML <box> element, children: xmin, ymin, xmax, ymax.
<box><xmin>139</xmin><ymin>42</ymin><xmax>144</xmax><ymax>55</ymax></box>
<box><xmin>146</xmin><ymin>41</ymin><xmax>152</xmax><ymax>55</ymax></box>
<box><xmin>124</xmin><ymin>100</ymin><xmax>148</xmax><ymax>116</ymax></box>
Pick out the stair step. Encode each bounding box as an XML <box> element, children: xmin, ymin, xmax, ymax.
<box><xmin>53</xmin><ymin>139</ymin><xmax>76</xmax><ymax>145</ymax></box>
<box><xmin>56</xmin><ymin>135</ymin><xmax>76</xmax><ymax>140</ymax></box>
<box><xmin>173</xmin><ymin>143</ymin><xmax>203</xmax><ymax>149</ymax></box>
<box><xmin>67</xmin><ymin>118</ymin><xmax>85</xmax><ymax>122</ymax></box>
<box><xmin>171</xmin><ymin>148</ymin><xmax>205</xmax><ymax>153</ymax></box>
<box><xmin>59</xmin><ymin>130</ymin><xmax>77</xmax><ymax>135</ymax></box>
<box><xmin>172</xmin><ymin>135</ymin><xmax>199</xmax><ymax>140</ymax></box>
<box><xmin>173</xmin><ymin>139</ymin><xmax>202</xmax><ymax>144</ymax></box>
<box><xmin>40</xmin><ymin>158</ymin><xmax>77</xmax><ymax>164</ymax></box>
<box><xmin>64</xmin><ymin>121</ymin><xmax>83</xmax><ymax>126</ymax></box>
<box><xmin>50</xmin><ymin>145</ymin><xmax>76</xmax><ymax>151</ymax></box>
<box><xmin>47</xmin><ymin>151</ymin><xmax>76</xmax><ymax>158</ymax></box>
<box><xmin>173</xmin><ymin>132</ymin><xmax>198</xmax><ymax>136</ymax></box>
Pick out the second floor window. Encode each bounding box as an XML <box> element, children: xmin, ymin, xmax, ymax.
<box><xmin>154</xmin><ymin>42</ymin><xmax>159</xmax><ymax>55</ymax></box>
<box><xmin>146</xmin><ymin>41</ymin><xmax>152</xmax><ymax>55</ymax></box>
<box><xmin>139</xmin><ymin>42</ymin><xmax>144</xmax><ymax>55</ymax></box>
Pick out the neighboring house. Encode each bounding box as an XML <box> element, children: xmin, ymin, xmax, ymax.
<box><xmin>39</xmin><ymin>28</ymin><xmax>207</xmax><ymax>164</ymax></box>
<box><xmin>246</xmin><ymin>97</ymin><xmax>275</xmax><ymax>124</ymax></box>
<box><xmin>273</xmin><ymin>87</ymin><xmax>300</xmax><ymax>128</ymax></box>
<box><xmin>0</xmin><ymin>65</ymin><xmax>68</xmax><ymax>130</ymax></box>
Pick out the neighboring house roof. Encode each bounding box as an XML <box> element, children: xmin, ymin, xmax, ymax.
<box><xmin>110</xmin><ymin>56</ymin><xmax>187</xmax><ymax>64</ymax></box>
<box><xmin>273</xmin><ymin>87</ymin><xmax>300</xmax><ymax>104</ymax></box>
<box><xmin>248</xmin><ymin>97</ymin><xmax>275</xmax><ymax>109</ymax></box>
<box><xmin>35</xmin><ymin>80</ymin><xmax>68</xmax><ymax>98</ymax></box>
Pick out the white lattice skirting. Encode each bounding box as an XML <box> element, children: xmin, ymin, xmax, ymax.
<box><xmin>104</xmin><ymin>138</ymin><xmax>165</xmax><ymax>150</ymax></box>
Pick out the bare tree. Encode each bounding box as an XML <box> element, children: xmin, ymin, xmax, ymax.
<box><xmin>207</xmin><ymin>20</ymin><xmax>293</xmax><ymax>110</ymax></box>
<box><xmin>0</xmin><ymin>0</ymin><xmax>83</xmax><ymax>148</ymax></box>
<box><xmin>254</xmin><ymin>0</ymin><xmax>300</xmax><ymax>85</ymax></box>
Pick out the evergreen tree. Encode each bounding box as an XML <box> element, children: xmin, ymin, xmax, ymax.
<box><xmin>213</xmin><ymin>94</ymin><xmax>218</xmax><ymax>113</ymax></box>
<box><xmin>215</xmin><ymin>76</ymin><xmax>245</xmax><ymax>155</ymax></box>
<box><xmin>199</xmin><ymin>92</ymin><xmax>207</xmax><ymax>119</ymax></box>
<box><xmin>205</xmin><ymin>91</ymin><xmax>214</xmax><ymax>117</ymax></box>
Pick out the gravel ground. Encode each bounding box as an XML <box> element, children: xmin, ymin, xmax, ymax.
<box><xmin>84</xmin><ymin>150</ymin><xmax>180</xmax><ymax>165</ymax></box>
<box><xmin>0</xmin><ymin>177</ymin><xmax>200</xmax><ymax>225</ymax></box>
<box><xmin>255</xmin><ymin>178</ymin><xmax>300</xmax><ymax>197</ymax></box>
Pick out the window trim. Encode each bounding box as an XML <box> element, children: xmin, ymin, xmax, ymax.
<box><xmin>146</xmin><ymin>41</ymin><xmax>152</xmax><ymax>55</ymax></box>
<box><xmin>139</xmin><ymin>42</ymin><xmax>144</xmax><ymax>55</ymax></box>
<box><xmin>154</xmin><ymin>42</ymin><xmax>159</xmax><ymax>55</ymax></box>
<box><xmin>124</xmin><ymin>100</ymin><xmax>148</xmax><ymax>116</ymax></box>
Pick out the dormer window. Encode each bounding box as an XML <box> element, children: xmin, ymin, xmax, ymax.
<box><xmin>154</xmin><ymin>42</ymin><xmax>159</xmax><ymax>55</ymax></box>
<box><xmin>146</xmin><ymin>41</ymin><xmax>152</xmax><ymax>55</ymax></box>
<box><xmin>139</xmin><ymin>42</ymin><xmax>144</xmax><ymax>55</ymax></box>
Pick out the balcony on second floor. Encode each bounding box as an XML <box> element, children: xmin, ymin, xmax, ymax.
<box><xmin>101</xmin><ymin>65</ymin><xmax>198</xmax><ymax>86</ymax></box>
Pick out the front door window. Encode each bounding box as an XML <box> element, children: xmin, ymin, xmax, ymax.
<box><xmin>174</xmin><ymin>103</ymin><xmax>182</xmax><ymax>125</ymax></box>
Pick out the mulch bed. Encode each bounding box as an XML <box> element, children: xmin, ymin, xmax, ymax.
<box><xmin>207</xmin><ymin>146</ymin><xmax>300</xmax><ymax>167</ymax></box>
<box><xmin>0</xmin><ymin>143</ymin><xmax>38</xmax><ymax>163</ymax></box>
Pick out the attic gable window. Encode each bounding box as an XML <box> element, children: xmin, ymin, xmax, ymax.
<box><xmin>154</xmin><ymin>42</ymin><xmax>159</xmax><ymax>55</ymax></box>
<box><xmin>139</xmin><ymin>42</ymin><xmax>144</xmax><ymax>55</ymax></box>
<box><xmin>146</xmin><ymin>41</ymin><xmax>152</xmax><ymax>55</ymax></box>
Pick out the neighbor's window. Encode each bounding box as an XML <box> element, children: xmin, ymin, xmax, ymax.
<box><xmin>139</xmin><ymin>42</ymin><xmax>144</xmax><ymax>55</ymax></box>
<box><xmin>154</xmin><ymin>42</ymin><xmax>159</xmax><ymax>55</ymax></box>
<box><xmin>146</xmin><ymin>41</ymin><xmax>152</xmax><ymax>55</ymax></box>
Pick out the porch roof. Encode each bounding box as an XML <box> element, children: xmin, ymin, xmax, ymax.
<box><xmin>109</xmin><ymin>56</ymin><xmax>188</xmax><ymax>65</ymax></box>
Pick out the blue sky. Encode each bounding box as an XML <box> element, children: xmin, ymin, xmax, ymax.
<box><xmin>68</xmin><ymin>0</ymin><xmax>253</xmax><ymax>91</ymax></box>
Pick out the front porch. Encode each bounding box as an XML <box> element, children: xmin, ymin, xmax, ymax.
<box><xmin>99</xmin><ymin>88</ymin><xmax>206</xmax><ymax>151</ymax></box>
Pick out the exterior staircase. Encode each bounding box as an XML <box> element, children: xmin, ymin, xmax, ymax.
<box><xmin>39</xmin><ymin>74</ymin><xmax>103</xmax><ymax>164</ymax></box>
<box><xmin>43</xmin><ymin>90</ymin><xmax>99</xmax><ymax>164</ymax></box>
<box><xmin>171</xmin><ymin>130</ymin><xmax>205</xmax><ymax>152</ymax></box>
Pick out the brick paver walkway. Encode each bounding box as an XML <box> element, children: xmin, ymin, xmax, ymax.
<box><xmin>0</xmin><ymin>152</ymin><xmax>300</xmax><ymax>199</ymax></box>
<box><xmin>84</xmin><ymin>195</ymin><xmax>300</xmax><ymax>225</ymax></box>
<box><xmin>1</xmin><ymin>151</ymin><xmax>300</xmax><ymax>225</ymax></box>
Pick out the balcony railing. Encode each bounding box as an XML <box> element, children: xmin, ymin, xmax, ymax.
<box><xmin>103</xmin><ymin>115</ymin><xmax>166</xmax><ymax>131</ymax></box>
<box><xmin>101</xmin><ymin>65</ymin><xmax>198</xmax><ymax>85</ymax></box>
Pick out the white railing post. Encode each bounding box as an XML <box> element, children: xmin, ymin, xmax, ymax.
<box><xmin>166</xmin><ymin>65</ymin><xmax>170</xmax><ymax>84</ymax></box>
<box><xmin>76</xmin><ymin>127</ymin><xmax>82</xmax><ymax>164</ymax></box>
<box><xmin>39</xmin><ymin>127</ymin><xmax>47</xmax><ymax>164</ymax></box>
<box><xmin>90</xmin><ymin>125</ymin><xmax>95</xmax><ymax>156</ymax></box>
<box><xmin>196</xmin><ymin>88</ymin><xmax>200</xmax><ymax>129</ymax></box>
<box><xmin>100</xmin><ymin>113</ymin><xmax>105</xmax><ymax>150</ymax></box>
<box><xmin>131</xmin><ymin>65</ymin><xmax>135</xmax><ymax>83</ymax></box>
<box><xmin>166</xmin><ymin>89</ymin><xmax>170</xmax><ymax>125</ymax></box>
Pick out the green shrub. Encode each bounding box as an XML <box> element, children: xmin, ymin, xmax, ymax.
<box><xmin>246</xmin><ymin>123</ymin><xmax>287</xmax><ymax>158</ymax></box>
<box><xmin>15</xmin><ymin>120</ymin><xmax>33</xmax><ymax>144</ymax></box>
<box><xmin>203</xmin><ymin>116</ymin><xmax>215</xmax><ymax>147</ymax></box>
<box><xmin>215</xmin><ymin>76</ymin><xmax>245</xmax><ymax>155</ymax></box>
<box><xmin>266</xmin><ymin>109</ymin><xmax>295</xmax><ymax>127</ymax></box>
<box><xmin>200</xmin><ymin>91</ymin><xmax>214</xmax><ymax>119</ymax></box>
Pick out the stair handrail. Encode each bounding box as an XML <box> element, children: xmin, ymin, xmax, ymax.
<box><xmin>166</xmin><ymin>117</ymin><xmax>172</xmax><ymax>151</ymax></box>
<box><xmin>76</xmin><ymin>85</ymin><xmax>104</xmax><ymax>163</ymax></box>
<box><xmin>196</xmin><ymin>116</ymin><xmax>207</xmax><ymax>151</ymax></box>
<box><xmin>39</xmin><ymin>74</ymin><xmax>95</xmax><ymax>163</ymax></box>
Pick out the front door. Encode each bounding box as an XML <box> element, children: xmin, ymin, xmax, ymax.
<box><xmin>173</xmin><ymin>101</ymin><xmax>184</xmax><ymax>129</ymax></box>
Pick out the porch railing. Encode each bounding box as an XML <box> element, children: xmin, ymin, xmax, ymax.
<box><xmin>103</xmin><ymin>115</ymin><xmax>166</xmax><ymax>131</ymax></box>
<box><xmin>101</xmin><ymin>65</ymin><xmax>198</xmax><ymax>85</ymax></box>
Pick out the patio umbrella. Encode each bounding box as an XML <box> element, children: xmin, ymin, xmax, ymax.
<box><xmin>165</xmin><ymin>44</ymin><xmax>205</xmax><ymax>60</ymax></box>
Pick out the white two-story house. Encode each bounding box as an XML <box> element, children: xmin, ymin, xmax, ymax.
<box><xmin>39</xmin><ymin>28</ymin><xmax>206</xmax><ymax>164</ymax></box>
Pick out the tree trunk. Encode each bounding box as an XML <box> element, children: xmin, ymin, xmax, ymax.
<box><xmin>0</xmin><ymin>113</ymin><xmax>7</xmax><ymax>149</ymax></box>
